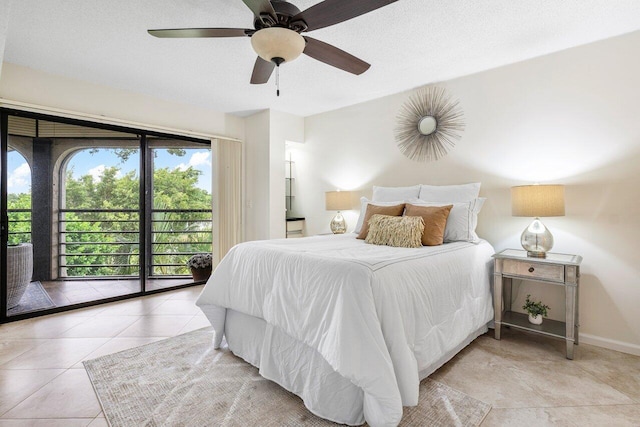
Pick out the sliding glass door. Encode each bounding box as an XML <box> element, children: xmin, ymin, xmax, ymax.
<box><xmin>147</xmin><ymin>140</ymin><xmax>213</xmax><ymax>291</ymax></box>
<box><xmin>1</xmin><ymin>111</ymin><xmax>211</xmax><ymax>321</ymax></box>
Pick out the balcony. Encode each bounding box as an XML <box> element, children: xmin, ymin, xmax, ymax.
<box><xmin>7</xmin><ymin>207</ymin><xmax>212</xmax><ymax>315</ymax></box>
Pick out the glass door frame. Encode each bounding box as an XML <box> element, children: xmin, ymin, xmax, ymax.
<box><xmin>0</xmin><ymin>108</ymin><xmax>210</xmax><ymax>324</ymax></box>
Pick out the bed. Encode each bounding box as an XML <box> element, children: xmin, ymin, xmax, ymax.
<box><xmin>196</xmin><ymin>233</ymin><xmax>494</xmax><ymax>426</ymax></box>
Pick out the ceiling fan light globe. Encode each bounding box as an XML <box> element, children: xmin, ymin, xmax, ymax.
<box><xmin>251</xmin><ymin>27</ymin><xmax>305</xmax><ymax>64</ymax></box>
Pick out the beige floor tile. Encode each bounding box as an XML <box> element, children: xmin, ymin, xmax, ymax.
<box><xmin>0</xmin><ymin>316</ymin><xmax>93</xmax><ymax>340</ymax></box>
<box><xmin>63</xmin><ymin>288</ymin><xmax>105</xmax><ymax>304</ymax></box>
<box><xmin>93</xmin><ymin>285</ymin><xmax>138</xmax><ymax>299</ymax></box>
<box><xmin>116</xmin><ymin>315</ymin><xmax>194</xmax><ymax>337</ymax></box>
<box><xmin>431</xmin><ymin>356</ymin><xmax>550</xmax><ymax>408</ymax></box>
<box><xmin>3</xmin><ymin>369</ymin><xmax>101</xmax><ymax>419</ymax></box>
<box><xmin>482</xmin><ymin>404</ymin><xmax>640</xmax><ymax>426</ymax></box>
<box><xmin>166</xmin><ymin>285</ymin><xmax>205</xmax><ymax>301</ymax></box>
<box><xmin>0</xmin><ymin>419</ymin><xmax>93</xmax><ymax>426</ymax></box>
<box><xmin>94</xmin><ymin>297</ymin><xmax>166</xmax><ymax>316</ymax></box>
<box><xmin>572</xmin><ymin>344</ymin><xmax>640</xmax><ymax>402</ymax></box>
<box><xmin>135</xmin><ymin>293</ymin><xmax>174</xmax><ymax>306</ymax></box>
<box><xmin>440</xmin><ymin>338</ymin><xmax>518</xmax><ymax>368</ymax></box>
<box><xmin>60</xmin><ymin>316</ymin><xmax>140</xmax><ymax>338</ymax></box>
<box><xmin>86</xmin><ymin>417</ymin><xmax>108</xmax><ymax>427</ymax></box>
<box><xmin>511</xmin><ymin>360</ymin><xmax>634</xmax><ymax>406</ymax></box>
<box><xmin>48</xmin><ymin>304</ymin><xmax>110</xmax><ymax>317</ymax></box>
<box><xmin>0</xmin><ymin>369</ymin><xmax>64</xmax><ymax>415</ymax></box>
<box><xmin>74</xmin><ymin>337</ymin><xmax>166</xmax><ymax>367</ymax></box>
<box><xmin>475</xmin><ymin>328</ymin><xmax>568</xmax><ymax>361</ymax></box>
<box><xmin>0</xmin><ymin>341</ymin><xmax>44</xmax><ymax>366</ymax></box>
<box><xmin>149</xmin><ymin>299</ymin><xmax>201</xmax><ymax>316</ymax></box>
<box><xmin>40</xmin><ymin>289</ymin><xmax>71</xmax><ymax>307</ymax></box>
<box><xmin>178</xmin><ymin>315</ymin><xmax>212</xmax><ymax>335</ymax></box>
<box><xmin>574</xmin><ymin>360</ymin><xmax>640</xmax><ymax>402</ymax></box>
<box><xmin>1</xmin><ymin>339</ymin><xmax>109</xmax><ymax>369</ymax></box>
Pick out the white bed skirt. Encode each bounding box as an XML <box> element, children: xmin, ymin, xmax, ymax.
<box><xmin>222</xmin><ymin>308</ymin><xmax>488</xmax><ymax>426</ymax></box>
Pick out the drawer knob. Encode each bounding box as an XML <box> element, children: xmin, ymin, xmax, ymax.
<box><xmin>528</xmin><ymin>267</ymin><xmax>535</xmax><ymax>273</ymax></box>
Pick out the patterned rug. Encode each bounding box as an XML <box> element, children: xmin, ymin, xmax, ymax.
<box><xmin>84</xmin><ymin>328</ymin><xmax>491</xmax><ymax>426</ymax></box>
<box><xmin>7</xmin><ymin>281</ymin><xmax>56</xmax><ymax>315</ymax></box>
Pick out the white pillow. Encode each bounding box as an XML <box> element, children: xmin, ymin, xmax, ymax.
<box><xmin>372</xmin><ymin>185</ymin><xmax>421</xmax><ymax>202</ymax></box>
<box><xmin>409</xmin><ymin>197</ymin><xmax>486</xmax><ymax>243</ymax></box>
<box><xmin>418</xmin><ymin>182</ymin><xmax>481</xmax><ymax>203</ymax></box>
<box><xmin>354</xmin><ymin>197</ymin><xmax>406</xmax><ymax>233</ymax></box>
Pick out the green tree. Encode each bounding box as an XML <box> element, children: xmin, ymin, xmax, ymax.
<box><xmin>63</xmin><ymin>162</ymin><xmax>212</xmax><ymax>277</ymax></box>
<box><xmin>7</xmin><ymin>193</ymin><xmax>32</xmax><ymax>245</ymax></box>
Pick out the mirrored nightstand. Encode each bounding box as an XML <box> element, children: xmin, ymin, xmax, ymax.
<box><xmin>493</xmin><ymin>249</ymin><xmax>582</xmax><ymax>359</ymax></box>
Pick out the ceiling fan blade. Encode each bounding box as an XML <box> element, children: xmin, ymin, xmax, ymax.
<box><xmin>303</xmin><ymin>36</ymin><xmax>370</xmax><ymax>75</ymax></box>
<box><xmin>250</xmin><ymin>56</ymin><xmax>276</xmax><ymax>84</ymax></box>
<box><xmin>242</xmin><ymin>0</ymin><xmax>277</xmax><ymax>23</ymax></box>
<box><xmin>293</xmin><ymin>0</ymin><xmax>398</xmax><ymax>32</ymax></box>
<box><xmin>148</xmin><ymin>28</ymin><xmax>250</xmax><ymax>38</ymax></box>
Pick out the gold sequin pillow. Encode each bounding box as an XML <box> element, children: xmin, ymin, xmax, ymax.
<box><xmin>365</xmin><ymin>214</ymin><xmax>424</xmax><ymax>248</ymax></box>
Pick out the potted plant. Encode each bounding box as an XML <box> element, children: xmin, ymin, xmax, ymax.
<box><xmin>522</xmin><ymin>294</ymin><xmax>550</xmax><ymax>325</ymax></box>
<box><xmin>186</xmin><ymin>253</ymin><xmax>213</xmax><ymax>282</ymax></box>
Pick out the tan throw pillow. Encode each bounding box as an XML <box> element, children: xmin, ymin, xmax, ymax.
<box><xmin>365</xmin><ymin>214</ymin><xmax>425</xmax><ymax>248</ymax></box>
<box><xmin>404</xmin><ymin>204</ymin><xmax>453</xmax><ymax>246</ymax></box>
<box><xmin>356</xmin><ymin>203</ymin><xmax>406</xmax><ymax>239</ymax></box>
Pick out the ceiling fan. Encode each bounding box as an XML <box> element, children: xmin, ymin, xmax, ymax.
<box><xmin>148</xmin><ymin>0</ymin><xmax>398</xmax><ymax>94</ymax></box>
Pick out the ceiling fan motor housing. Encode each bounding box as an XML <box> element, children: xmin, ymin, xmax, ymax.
<box><xmin>254</xmin><ymin>0</ymin><xmax>306</xmax><ymax>31</ymax></box>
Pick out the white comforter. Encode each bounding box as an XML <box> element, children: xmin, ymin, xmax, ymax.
<box><xmin>196</xmin><ymin>234</ymin><xmax>494</xmax><ymax>427</ymax></box>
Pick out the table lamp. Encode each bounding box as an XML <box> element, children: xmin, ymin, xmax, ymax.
<box><xmin>325</xmin><ymin>190</ymin><xmax>352</xmax><ymax>234</ymax></box>
<box><xmin>511</xmin><ymin>184</ymin><xmax>565</xmax><ymax>258</ymax></box>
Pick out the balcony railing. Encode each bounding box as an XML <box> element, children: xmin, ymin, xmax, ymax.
<box><xmin>7</xmin><ymin>209</ymin><xmax>32</xmax><ymax>245</ymax></box>
<box><xmin>151</xmin><ymin>209</ymin><xmax>212</xmax><ymax>277</ymax></box>
<box><xmin>58</xmin><ymin>208</ymin><xmax>212</xmax><ymax>278</ymax></box>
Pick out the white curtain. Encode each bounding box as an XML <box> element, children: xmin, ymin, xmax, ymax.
<box><xmin>212</xmin><ymin>138</ymin><xmax>243</xmax><ymax>266</ymax></box>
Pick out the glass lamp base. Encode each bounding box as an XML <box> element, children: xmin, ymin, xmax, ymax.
<box><xmin>330</xmin><ymin>211</ymin><xmax>347</xmax><ymax>234</ymax></box>
<box><xmin>521</xmin><ymin>218</ymin><xmax>554</xmax><ymax>258</ymax></box>
<box><xmin>526</xmin><ymin>250</ymin><xmax>547</xmax><ymax>258</ymax></box>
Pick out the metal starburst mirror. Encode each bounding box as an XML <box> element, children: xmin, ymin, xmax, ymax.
<box><xmin>394</xmin><ymin>86</ymin><xmax>465</xmax><ymax>162</ymax></box>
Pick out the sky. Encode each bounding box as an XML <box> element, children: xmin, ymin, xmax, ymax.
<box><xmin>7</xmin><ymin>148</ymin><xmax>212</xmax><ymax>195</ymax></box>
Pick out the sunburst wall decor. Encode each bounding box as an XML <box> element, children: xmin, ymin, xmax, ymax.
<box><xmin>394</xmin><ymin>86</ymin><xmax>465</xmax><ymax>162</ymax></box>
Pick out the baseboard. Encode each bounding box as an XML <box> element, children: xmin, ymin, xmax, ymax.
<box><xmin>489</xmin><ymin>325</ymin><xmax>640</xmax><ymax>357</ymax></box>
<box><xmin>579</xmin><ymin>333</ymin><xmax>640</xmax><ymax>357</ymax></box>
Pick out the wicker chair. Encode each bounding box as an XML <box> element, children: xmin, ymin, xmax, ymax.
<box><xmin>7</xmin><ymin>243</ymin><xmax>33</xmax><ymax>308</ymax></box>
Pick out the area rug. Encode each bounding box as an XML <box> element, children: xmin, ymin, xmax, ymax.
<box><xmin>7</xmin><ymin>281</ymin><xmax>56</xmax><ymax>315</ymax></box>
<box><xmin>84</xmin><ymin>328</ymin><xmax>491</xmax><ymax>426</ymax></box>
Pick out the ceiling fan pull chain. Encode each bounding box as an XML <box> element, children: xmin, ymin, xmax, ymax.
<box><xmin>276</xmin><ymin>65</ymin><xmax>280</xmax><ymax>97</ymax></box>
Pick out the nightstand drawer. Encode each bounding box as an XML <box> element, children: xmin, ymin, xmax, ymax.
<box><xmin>502</xmin><ymin>259</ymin><xmax>564</xmax><ymax>282</ymax></box>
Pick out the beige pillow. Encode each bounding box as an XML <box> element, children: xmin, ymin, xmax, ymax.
<box><xmin>356</xmin><ymin>203</ymin><xmax>405</xmax><ymax>239</ymax></box>
<box><xmin>365</xmin><ymin>214</ymin><xmax>424</xmax><ymax>248</ymax></box>
<box><xmin>404</xmin><ymin>204</ymin><xmax>453</xmax><ymax>246</ymax></box>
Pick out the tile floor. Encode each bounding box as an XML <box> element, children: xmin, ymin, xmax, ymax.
<box><xmin>41</xmin><ymin>278</ymin><xmax>194</xmax><ymax>308</ymax></box>
<box><xmin>1</xmin><ymin>285</ymin><xmax>639</xmax><ymax>426</ymax></box>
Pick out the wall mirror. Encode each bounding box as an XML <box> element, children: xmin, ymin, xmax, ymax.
<box><xmin>394</xmin><ymin>86</ymin><xmax>465</xmax><ymax>162</ymax></box>
<box><xmin>418</xmin><ymin>116</ymin><xmax>437</xmax><ymax>135</ymax></box>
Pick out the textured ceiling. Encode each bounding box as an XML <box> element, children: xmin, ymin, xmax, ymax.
<box><xmin>4</xmin><ymin>0</ymin><xmax>640</xmax><ymax>117</ymax></box>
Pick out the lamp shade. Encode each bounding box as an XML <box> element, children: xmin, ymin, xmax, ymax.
<box><xmin>251</xmin><ymin>27</ymin><xmax>306</xmax><ymax>63</ymax></box>
<box><xmin>511</xmin><ymin>185</ymin><xmax>565</xmax><ymax>217</ymax></box>
<box><xmin>325</xmin><ymin>191</ymin><xmax>352</xmax><ymax>211</ymax></box>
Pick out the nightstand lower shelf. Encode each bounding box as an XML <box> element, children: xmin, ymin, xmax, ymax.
<box><xmin>501</xmin><ymin>311</ymin><xmax>565</xmax><ymax>339</ymax></box>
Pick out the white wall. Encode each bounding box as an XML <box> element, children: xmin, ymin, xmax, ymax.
<box><xmin>270</xmin><ymin>110</ymin><xmax>304</xmax><ymax>232</ymax></box>
<box><xmin>0</xmin><ymin>63</ymin><xmax>244</xmax><ymax>140</ymax></box>
<box><xmin>299</xmin><ymin>31</ymin><xmax>640</xmax><ymax>354</ymax></box>
<box><xmin>244</xmin><ymin>110</ymin><xmax>271</xmax><ymax>241</ymax></box>
<box><xmin>0</xmin><ymin>1</ymin><xmax>9</xmax><ymax>80</ymax></box>
<box><xmin>243</xmin><ymin>109</ymin><xmax>304</xmax><ymax>241</ymax></box>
